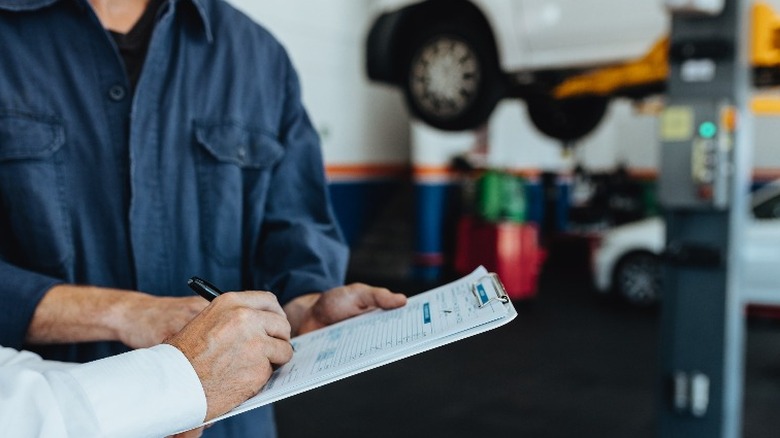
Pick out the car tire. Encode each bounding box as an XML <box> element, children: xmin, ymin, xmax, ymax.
<box><xmin>525</xmin><ymin>95</ymin><xmax>609</xmax><ymax>142</ymax></box>
<box><xmin>403</xmin><ymin>21</ymin><xmax>505</xmax><ymax>131</ymax></box>
<box><xmin>612</xmin><ymin>251</ymin><xmax>660</xmax><ymax>306</ymax></box>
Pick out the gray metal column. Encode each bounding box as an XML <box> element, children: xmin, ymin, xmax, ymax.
<box><xmin>657</xmin><ymin>0</ymin><xmax>752</xmax><ymax>437</ymax></box>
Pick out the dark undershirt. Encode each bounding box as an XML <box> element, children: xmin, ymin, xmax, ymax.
<box><xmin>109</xmin><ymin>0</ymin><xmax>165</xmax><ymax>91</ymax></box>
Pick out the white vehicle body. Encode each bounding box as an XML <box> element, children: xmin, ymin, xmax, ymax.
<box><xmin>592</xmin><ymin>180</ymin><xmax>780</xmax><ymax>306</ymax></box>
<box><xmin>592</xmin><ymin>217</ymin><xmax>664</xmax><ymax>294</ymax></box>
<box><xmin>372</xmin><ymin>0</ymin><xmax>669</xmax><ymax>73</ymax></box>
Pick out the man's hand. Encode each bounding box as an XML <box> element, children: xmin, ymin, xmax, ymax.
<box><xmin>284</xmin><ymin>283</ymin><xmax>407</xmax><ymax>336</ymax></box>
<box><xmin>165</xmin><ymin>291</ymin><xmax>293</xmax><ymax>421</ymax></box>
<box><xmin>112</xmin><ymin>293</ymin><xmax>208</xmax><ymax>349</ymax></box>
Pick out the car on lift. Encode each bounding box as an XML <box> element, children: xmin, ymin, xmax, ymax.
<box><xmin>365</xmin><ymin>0</ymin><xmax>668</xmax><ymax>140</ymax></box>
<box><xmin>591</xmin><ymin>179</ymin><xmax>780</xmax><ymax>306</ymax></box>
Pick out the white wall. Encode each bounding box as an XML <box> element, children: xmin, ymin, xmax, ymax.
<box><xmin>411</xmin><ymin>98</ymin><xmax>660</xmax><ymax>175</ymax></box>
<box><xmin>226</xmin><ymin>0</ymin><xmax>411</xmax><ymax>167</ymax></box>
<box><xmin>413</xmin><ymin>95</ymin><xmax>780</xmax><ymax>179</ymax></box>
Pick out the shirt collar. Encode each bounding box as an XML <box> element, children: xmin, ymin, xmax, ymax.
<box><xmin>0</xmin><ymin>0</ymin><xmax>214</xmax><ymax>43</ymax></box>
<box><xmin>185</xmin><ymin>0</ymin><xmax>214</xmax><ymax>43</ymax></box>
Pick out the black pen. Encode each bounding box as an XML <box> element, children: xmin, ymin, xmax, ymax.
<box><xmin>188</xmin><ymin>276</ymin><xmax>224</xmax><ymax>301</ymax></box>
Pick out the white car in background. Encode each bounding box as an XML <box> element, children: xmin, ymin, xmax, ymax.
<box><xmin>366</xmin><ymin>0</ymin><xmax>668</xmax><ymax>140</ymax></box>
<box><xmin>592</xmin><ymin>180</ymin><xmax>780</xmax><ymax>306</ymax></box>
<box><xmin>366</xmin><ymin>0</ymin><xmax>780</xmax><ymax>141</ymax></box>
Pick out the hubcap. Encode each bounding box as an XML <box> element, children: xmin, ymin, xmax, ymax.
<box><xmin>410</xmin><ymin>36</ymin><xmax>480</xmax><ymax>118</ymax></box>
<box><xmin>618</xmin><ymin>256</ymin><xmax>659</xmax><ymax>305</ymax></box>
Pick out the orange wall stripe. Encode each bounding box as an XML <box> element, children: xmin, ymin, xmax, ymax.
<box><xmin>412</xmin><ymin>165</ymin><xmax>543</xmax><ymax>181</ymax></box>
<box><xmin>327</xmin><ymin>164</ymin><xmax>780</xmax><ymax>183</ymax></box>
<box><xmin>412</xmin><ymin>165</ymin><xmax>453</xmax><ymax>178</ymax></box>
<box><xmin>326</xmin><ymin>163</ymin><xmax>410</xmax><ymax>180</ymax></box>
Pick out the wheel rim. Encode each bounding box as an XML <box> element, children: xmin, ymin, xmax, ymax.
<box><xmin>616</xmin><ymin>255</ymin><xmax>660</xmax><ymax>305</ymax></box>
<box><xmin>409</xmin><ymin>35</ymin><xmax>481</xmax><ymax>119</ymax></box>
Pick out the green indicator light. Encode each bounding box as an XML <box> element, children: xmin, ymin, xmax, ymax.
<box><xmin>699</xmin><ymin>121</ymin><xmax>717</xmax><ymax>138</ymax></box>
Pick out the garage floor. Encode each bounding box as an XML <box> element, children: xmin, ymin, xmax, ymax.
<box><xmin>275</xmin><ymin>241</ymin><xmax>780</xmax><ymax>438</ymax></box>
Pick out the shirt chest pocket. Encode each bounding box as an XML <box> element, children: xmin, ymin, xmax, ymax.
<box><xmin>0</xmin><ymin>110</ymin><xmax>72</xmax><ymax>274</ymax></box>
<box><xmin>194</xmin><ymin>121</ymin><xmax>285</xmax><ymax>265</ymax></box>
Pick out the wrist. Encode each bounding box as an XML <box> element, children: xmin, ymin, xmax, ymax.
<box><xmin>283</xmin><ymin>293</ymin><xmax>319</xmax><ymax>336</ymax></box>
<box><xmin>102</xmin><ymin>290</ymin><xmax>148</xmax><ymax>343</ymax></box>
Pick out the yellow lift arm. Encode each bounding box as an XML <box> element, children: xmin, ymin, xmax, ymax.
<box><xmin>553</xmin><ymin>36</ymin><xmax>669</xmax><ymax>100</ymax></box>
<box><xmin>553</xmin><ymin>1</ymin><xmax>780</xmax><ymax>113</ymax></box>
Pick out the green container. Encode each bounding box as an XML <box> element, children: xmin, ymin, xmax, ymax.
<box><xmin>477</xmin><ymin>170</ymin><xmax>526</xmax><ymax>223</ymax></box>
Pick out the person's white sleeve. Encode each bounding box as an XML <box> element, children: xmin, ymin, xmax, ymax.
<box><xmin>0</xmin><ymin>346</ymin><xmax>71</xmax><ymax>369</ymax></box>
<box><xmin>0</xmin><ymin>346</ymin><xmax>76</xmax><ymax>373</ymax></box>
<box><xmin>0</xmin><ymin>344</ymin><xmax>207</xmax><ymax>438</ymax></box>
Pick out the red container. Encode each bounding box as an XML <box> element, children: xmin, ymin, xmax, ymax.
<box><xmin>454</xmin><ymin>216</ymin><xmax>545</xmax><ymax>300</ymax></box>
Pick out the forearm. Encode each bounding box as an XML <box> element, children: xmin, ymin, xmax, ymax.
<box><xmin>25</xmin><ymin>284</ymin><xmax>136</xmax><ymax>345</ymax></box>
<box><xmin>27</xmin><ymin>284</ymin><xmax>208</xmax><ymax>349</ymax></box>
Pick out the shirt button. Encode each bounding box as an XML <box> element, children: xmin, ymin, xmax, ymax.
<box><xmin>108</xmin><ymin>85</ymin><xmax>127</xmax><ymax>101</ymax></box>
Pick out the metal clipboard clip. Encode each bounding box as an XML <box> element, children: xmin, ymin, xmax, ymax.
<box><xmin>471</xmin><ymin>273</ymin><xmax>510</xmax><ymax>308</ymax></box>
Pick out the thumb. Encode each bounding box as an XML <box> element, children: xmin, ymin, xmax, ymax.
<box><xmin>362</xmin><ymin>286</ymin><xmax>407</xmax><ymax>310</ymax></box>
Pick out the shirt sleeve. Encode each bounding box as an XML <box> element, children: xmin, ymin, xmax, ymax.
<box><xmin>254</xmin><ymin>52</ymin><xmax>349</xmax><ymax>304</ymax></box>
<box><xmin>0</xmin><ymin>344</ymin><xmax>207</xmax><ymax>438</ymax></box>
<box><xmin>0</xmin><ymin>259</ymin><xmax>63</xmax><ymax>348</ymax></box>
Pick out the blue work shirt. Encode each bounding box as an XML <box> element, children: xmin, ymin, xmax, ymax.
<box><xmin>0</xmin><ymin>0</ymin><xmax>348</xmax><ymax>435</ymax></box>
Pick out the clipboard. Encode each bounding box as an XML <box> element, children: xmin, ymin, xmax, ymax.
<box><xmin>472</xmin><ymin>272</ymin><xmax>510</xmax><ymax>308</ymax></box>
<box><xmin>193</xmin><ymin>266</ymin><xmax>517</xmax><ymax>429</ymax></box>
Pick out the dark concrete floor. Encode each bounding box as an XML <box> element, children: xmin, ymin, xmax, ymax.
<box><xmin>275</xmin><ymin>245</ymin><xmax>780</xmax><ymax>438</ymax></box>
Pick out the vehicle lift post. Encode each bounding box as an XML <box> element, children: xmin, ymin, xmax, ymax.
<box><xmin>657</xmin><ymin>0</ymin><xmax>752</xmax><ymax>437</ymax></box>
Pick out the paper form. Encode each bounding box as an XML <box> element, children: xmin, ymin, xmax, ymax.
<box><xmin>202</xmin><ymin>266</ymin><xmax>517</xmax><ymax>426</ymax></box>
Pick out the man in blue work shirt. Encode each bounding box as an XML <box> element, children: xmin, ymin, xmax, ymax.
<box><xmin>0</xmin><ymin>0</ymin><xmax>407</xmax><ymax>437</ymax></box>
